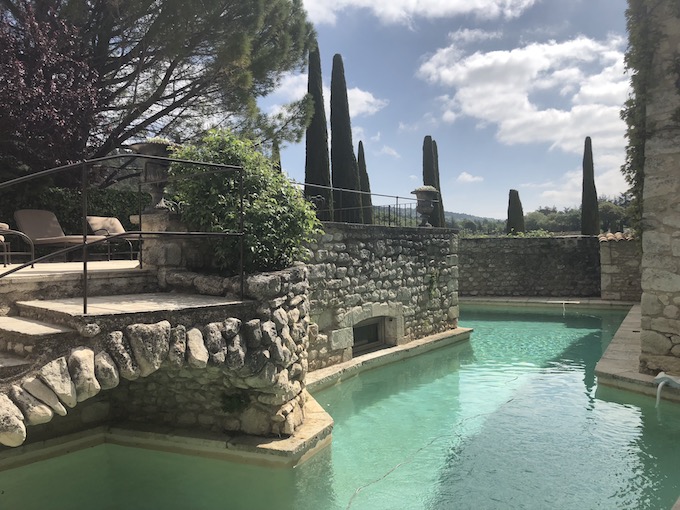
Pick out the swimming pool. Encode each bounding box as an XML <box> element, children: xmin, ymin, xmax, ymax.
<box><xmin>1</xmin><ymin>305</ymin><xmax>679</xmax><ymax>509</ymax></box>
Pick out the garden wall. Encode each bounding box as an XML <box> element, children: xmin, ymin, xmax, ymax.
<box><xmin>458</xmin><ymin>236</ymin><xmax>600</xmax><ymax>297</ymax></box>
<box><xmin>599</xmin><ymin>234</ymin><xmax>641</xmax><ymax>302</ymax></box>
<box><xmin>638</xmin><ymin>1</ymin><xmax>680</xmax><ymax>375</ymax></box>
<box><xmin>306</xmin><ymin>223</ymin><xmax>459</xmax><ymax>370</ymax></box>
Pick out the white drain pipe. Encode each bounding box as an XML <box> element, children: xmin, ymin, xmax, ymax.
<box><xmin>654</xmin><ymin>372</ymin><xmax>680</xmax><ymax>407</ymax></box>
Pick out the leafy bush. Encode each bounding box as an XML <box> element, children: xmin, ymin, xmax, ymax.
<box><xmin>0</xmin><ymin>187</ymin><xmax>145</xmax><ymax>233</ymax></box>
<box><xmin>169</xmin><ymin>130</ymin><xmax>322</xmax><ymax>273</ymax></box>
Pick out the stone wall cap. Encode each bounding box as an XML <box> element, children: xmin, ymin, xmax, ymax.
<box><xmin>598</xmin><ymin>232</ymin><xmax>635</xmax><ymax>242</ymax></box>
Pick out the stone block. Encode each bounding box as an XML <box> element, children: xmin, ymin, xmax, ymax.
<box><xmin>641</xmin><ymin>330</ymin><xmax>672</xmax><ymax>355</ymax></box>
<box><xmin>329</xmin><ymin>328</ymin><xmax>353</xmax><ymax>351</ymax></box>
<box><xmin>126</xmin><ymin>321</ymin><xmax>171</xmax><ymax>377</ymax></box>
<box><xmin>9</xmin><ymin>385</ymin><xmax>52</xmax><ymax>426</ymax></box>
<box><xmin>69</xmin><ymin>347</ymin><xmax>101</xmax><ymax>402</ymax></box>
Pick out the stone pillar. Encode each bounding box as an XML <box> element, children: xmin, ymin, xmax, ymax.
<box><xmin>130</xmin><ymin>211</ymin><xmax>187</xmax><ymax>286</ymax></box>
<box><xmin>639</xmin><ymin>2</ymin><xmax>680</xmax><ymax>374</ymax></box>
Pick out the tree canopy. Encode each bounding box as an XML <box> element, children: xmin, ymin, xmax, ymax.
<box><xmin>0</xmin><ymin>0</ymin><xmax>98</xmax><ymax>179</ymax></box>
<box><xmin>1</xmin><ymin>0</ymin><xmax>314</xmax><ymax>178</ymax></box>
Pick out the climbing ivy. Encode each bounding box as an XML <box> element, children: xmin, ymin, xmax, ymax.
<box><xmin>621</xmin><ymin>0</ymin><xmax>659</xmax><ymax>236</ymax></box>
<box><xmin>621</xmin><ymin>0</ymin><xmax>680</xmax><ymax>237</ymax></box>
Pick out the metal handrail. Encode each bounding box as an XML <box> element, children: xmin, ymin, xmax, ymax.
<box><xmin>0</xmin><ymin>154</ymin><xmax>245</xmax><ymax>314</ymax></box>
<box><xmin>295</xmin><ymin>181</ymin><xmax>422</xmax><ymax>227</ymax></box>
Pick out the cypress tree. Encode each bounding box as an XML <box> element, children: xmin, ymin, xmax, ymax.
<box><xmin>357</xmin><ymin>141</ymin><xmax>373</xmax><ymax>224</ymax></box>
<box><xmin>506</xmin><ymin>189</ymin><xmax>525</xmax><ymax>234</ymax></box>
<box><xmin>581</xmin><ymin>136</ymin><xmax>600</xmax><ymax>235</ymax></box>
<box><xmin>304</xmin><ymin>43</ymin><xmax>333</xmax><ymax>221</ymax></box>
<box><xmin>432</xmin><ymin>140</ymin><xmax>446</xmax><ymax>227</ymax></box>
<box><xmin>330</xmin><ymin>53</ymin><xmax>363</xmax><ymax>223</ymax></box>
<box><xmin>423</xmin><ymin>136</ymin><xmax>445</xmax><ymax>227</ymax></box>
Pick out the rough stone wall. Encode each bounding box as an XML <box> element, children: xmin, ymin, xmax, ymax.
<box><xmin>0</xmin><ymin>268</ymin><xmax>311</xmax><ymax>447</ymax></box>
<box><xmin>306</xmin><ymin>223</ymin><xmax>459</xmax><ymax>370</ymax></box>
<box><xmin>639</xmin><ymin>2</ymin><xmax>680</xmax><ymax>375</ymax></box>
<box><xmin>109</xmin><ymin>267</ymin><xmax>310</xmax><ymax>437</ymax></box>
<box><xmin>458</xmin><ymin>236</ymin><xmax>600</xmax><ymax>297</ymax></box>
<box><xmin>599</xmin><ymin>236</ymin><xmax>641</xmax><ymax>302</ymax></box>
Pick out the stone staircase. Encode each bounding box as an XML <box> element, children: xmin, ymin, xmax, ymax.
<box><xmin>0</xmin><ymin>293</ymin><xmax>255</xmax><ymax>384</ymax></box>
<box><xmin>0</xmin><ymin>262</ymin><xmax>322</xmax><ymax>458</ymax></box>
<box><xmin>0</xmin><ymin>261</ymin><xmax>160</xmax><ymax>382</ymax></box>
<box><xmin>0</xmin><ymin>261</ymin><xmax>256</xmax><ymax>383</ymax></box>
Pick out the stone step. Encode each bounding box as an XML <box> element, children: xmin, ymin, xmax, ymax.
<box><xmin>0</xmin><ymin>351</ymin><xmax>32</xmax><ymax>380</ymax></box>
<box><xmin>0</xmin><ymin>317</ymin><xmax>77</xmax><ymax>369</ymax></box>
<box><xmin>0</xmin><ymin>261</ymin><xmax>158</xmax><ymax>315</ymax></box>
<box><xmin>16</xmin><ymin>292</ymin><xmax>254</xmax><ymax>331</ymax></box>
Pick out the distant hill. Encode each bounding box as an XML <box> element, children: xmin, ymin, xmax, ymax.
<box><xmin>445</xmin><ymin>211</ymin><xmax>502</xmax><ymax>222</ymax></box>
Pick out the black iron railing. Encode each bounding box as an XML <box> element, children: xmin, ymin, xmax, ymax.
<box><xmin>296</xmin><ymin>182</ymin><xmax>420</xmax><ymax>227</ymax></box>
<box><xmin>0</xmin><ymin>154</ymin><xmax>245</xmax><ymax>313</ymax></box>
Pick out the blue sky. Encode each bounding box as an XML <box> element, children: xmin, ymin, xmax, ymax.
<box><xmin>262</xmin><ymin>0</ymin><xmax>629</xmax><ymax>219</ymax></box>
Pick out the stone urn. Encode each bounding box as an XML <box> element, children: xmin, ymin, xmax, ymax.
<box><xmin>130</xmin><ymin>141</ymin><xmax>171</xmax><ymax>212</ymax></box>
<box><xmin>411</xmin><ymin>185</ymin><xmax>439</xmax><ymax>227</ymax></box>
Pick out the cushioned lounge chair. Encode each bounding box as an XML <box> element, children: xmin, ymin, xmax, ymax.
<box><xmin>86</xmin><ymin>216</ymin><xmax>136</xmax><ymax>260</ymax></box>
<box><xmin>14</xmin><ymin>209</ymin><xmax>107</xmax><ymax>259</ymax></box>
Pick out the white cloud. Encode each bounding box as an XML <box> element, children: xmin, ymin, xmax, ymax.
<box><xmin>371</xmin><ymin>131</ymin><xmax>382</xmax><ymax>142</ymax></box>
<box><xmin>267</xmin><ymin>73</ymin><xmax>387</xmax><ymax>122</ymax></box>
<box><xmin>347</xmin><ymin>87</ymin><xmax>389</xmax><ymax>117</ymax></box>
<box><xmin>398</xmin><ymin>113</ymin><xmax>438</xmax><ymax>133</ymax></box>
<box><xmin>378</xmin><ymin>145</ymin><xmax>401</xmax><ymax>158</ymax></box>
<box><xmin>449</xmin><ymin>29</ymin><xmax>502</xmax><ymax>45</ymax></box>
<box><xmin>457</xmin><ymin>171</ymin><xmax>484</xmax><ymax>183</ymax></box>
<box><xmin>418</xmin><ymin>34</ymin><xmax>630</xmax><ymax>197</ymax></box>
<box><xmin>303</xmin><ymin>0</ymin><xmax>540</xmax><ymax>25</ymax></box>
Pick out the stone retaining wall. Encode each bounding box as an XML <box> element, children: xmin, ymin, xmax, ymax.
<box><xmin>599</xmin><ymin>236</ymin><xmax>641</xmax><ymax>302</ymax></box>
<box><xmin>458</xmin><ymin>236</ymin><xmax>600</xmax><ymax>297</ymax></box>
<box><xmin>306</xmin><ymin>223</ymin><xmax>459</xmax><ymax>370</ymax></box>
<box><xmin>0</xmin><ymin>268</ymin><xmax>311</xmax><ymax>447</ymax></box>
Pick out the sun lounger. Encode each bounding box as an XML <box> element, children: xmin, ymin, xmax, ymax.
<box><xmin>14</xmin><ymin>209</ymin><xmax>107</xmax><ymax>259</ymax></box>
<box><xmin>86</xmin><ymin>216</ymin><xmax>136</xmax><ymax>260</ymax></box>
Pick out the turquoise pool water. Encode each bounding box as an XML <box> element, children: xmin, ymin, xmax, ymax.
<box><xmin>1</xmin><ymin>306</ymin><xmax>679</xmax><ymax>510</ymax></box>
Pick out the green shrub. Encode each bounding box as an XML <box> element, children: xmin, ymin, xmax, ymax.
<box><xmin>0</xmin><ymin>187</ymin><xmax>145</xmax><ymax>233</ymax></box>
<box><xmin>169</xmin><ymin>129</ymin><xmax>322</xmax><ymax>274</ymax></box>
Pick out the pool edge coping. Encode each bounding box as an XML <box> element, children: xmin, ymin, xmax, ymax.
<box><xmin>307</xmin><ymin>327</ymin><xmax>472</xmax><ymax>393</ymax></box>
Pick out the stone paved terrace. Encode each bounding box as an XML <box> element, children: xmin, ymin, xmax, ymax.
<box><xmin>0</xmin><ymin>260</ymin><xmax>140</xmax><ymax>277</ymax></box>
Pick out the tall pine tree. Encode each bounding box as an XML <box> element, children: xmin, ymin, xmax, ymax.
<box><xmin>271</xmin><ymin>139</ymin><xmax>282</xmax><ymax>172</ymax></box>
<box><xmin>304</xmin><ymin>42</ymin><xmax>332</xmax><ymax>220</ymax></box>
<box><xmin>357</xmin><ymin>141</ymin><xmax>373</xmax><ymax>224</ymax></box>
<box><xmin>423</xmin><ymin>135</ymin><xmax>445</xmax><ymax>227</ymax></box>
<box><xmin>581</xmin><ymin>136</ymin><xmax>600</xmax><ymax>235</ymax></box>
<box><xmin>330</xmin><ymin>53</ymin><xmax>363</xmax><ymax>223</ymax></box>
